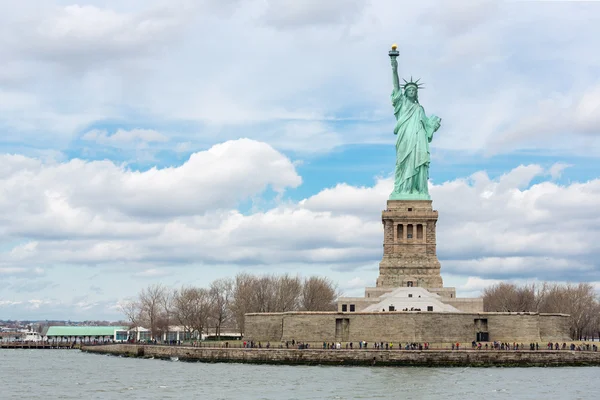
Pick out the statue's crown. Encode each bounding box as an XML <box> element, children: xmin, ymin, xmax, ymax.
<box><xmin>402</xmin><ymin>76</ymin><xmax>425</xmax><ymax>90</ymax></box>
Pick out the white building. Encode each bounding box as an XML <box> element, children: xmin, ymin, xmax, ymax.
<box><xmin>360</xmin><ymin>287</ymin><xmax>459</xmax><ymax>312</ymax></box>
<box><xmin>338</xmin><ymin>285</ymin><xmax>483</xmax><ymax>313</ymax></box>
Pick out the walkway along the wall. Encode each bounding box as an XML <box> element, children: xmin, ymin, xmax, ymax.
<box><xmin>80</xmin><ymin>344</ymin><xmax>600</xmax><ymax>367</ymax></box>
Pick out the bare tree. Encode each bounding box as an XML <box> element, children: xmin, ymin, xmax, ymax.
<box><xmin>159</xmin><ymin>289</ymin><xmax>174</xmax><ymax>342</ymax></box>
<box><xmin>482</xmin><ymin>282</ymin><xmax>537</xmax><ymax>312</ymax></box>
<box><xmin>530</xmin><ymin>282</ymin><xmax>549</xmax><ymax>312</ymax></box>
<box><xmin>209</xmin><ymin>278</ymin><xmax>233</xmax><ymax>340</ymax></box>
<box><xmin>300</xmin><ymin>276</ymin><xmax>338</xmax><ymax>311</ymax></box>
<box><xmin>583</xmin><ymin>301</ymin><xmax>600</xmax><ymax>341</ymax></box>
<box><xmin>231</xmin><ymin>273</ymin><xmax>257</xmax><ymax>336</ymax></box>
<box><xmin>594</xmin><ymin>302</ymin><xmax>600</xmax><ymax>341</ymax></box>
<box><xmin>119</xmin><ymin>299</ymin><xmax>142</xmax><ymax>329</ymax></box>
<box><xmin>231</xmin><ymin>273</ymin><xmax>302</xmax><ymax>335</ymax></box>
<box><xmin>250</xmin><ymin>275</ymin><xmax>277</xmax><ymax>313</ymax></box>
<box><xmin>550</xmin><ymin>283</ymin><xmax>597</xmax><ymax>340</ymax></box>
<box><xmin>172</xmin><ymin>286</ymin><xmax>196</xmax><ymax>339</ymax></box>
<box><xmin>138</xmin><ymin>284</ymin><xmax>168</xmax><ymax>340</ymax></box>
<box><xmin>189</xmin><ymin>288</ymin><xmax>212</xmax><ymax>340</ymax></box>
<box><xmin>173</xmin><ymin>286</ymin><xmax>212</xmax><ymax>340</ymax></box>
<box><xmin>276</xmin><ymin>274</ymin><xmax>302</xmax><ymax>312</ymax></box>
<box><xmin>485</xmin><ymin>281</ymin><xmax>599</xmax><ymax>340</ymax></box>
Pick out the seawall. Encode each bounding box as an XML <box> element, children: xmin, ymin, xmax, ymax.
<box><xmin>81</xmin><ymin>344</ymin><xmax>600</xmax><ymax>367</ymax></box>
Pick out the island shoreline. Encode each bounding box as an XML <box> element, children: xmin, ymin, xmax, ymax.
<box><xmin>80</xmin><ymin>344</ymin><xmax>600</xmax><ymax>367</ymax></box>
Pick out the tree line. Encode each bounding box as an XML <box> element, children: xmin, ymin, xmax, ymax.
<box><xmin>483</xmin><ymin>282</ymin><xmax>600</xmax><ymax>340</ymax></box>
<box><xmin>120</xmin><ymin>273</ymin><xmax>338</xmax><ymax>341</ymax></box>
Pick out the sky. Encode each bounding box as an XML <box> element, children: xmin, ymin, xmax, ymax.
<box><xmin>0</xmin><ymin>0</ymin><xmax>599</xmax><ymax>321</ymax></box>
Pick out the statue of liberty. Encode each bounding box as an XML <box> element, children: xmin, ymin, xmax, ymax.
<box><xmin>388</xmin><ymin>44</ymin><xmax>441</xmax><ymax>200</ymax></box>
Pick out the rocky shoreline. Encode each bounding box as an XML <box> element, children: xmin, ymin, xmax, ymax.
<box><xmin>81</xmin><ymin>344</ymin><xmax>600</xmax><ymax>367</ymax></box>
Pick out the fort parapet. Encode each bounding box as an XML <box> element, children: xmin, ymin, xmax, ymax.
<box><xmin>245</xmin><ymin>311</ymin><xmax>570</xmax><ymax>344</ymax></box>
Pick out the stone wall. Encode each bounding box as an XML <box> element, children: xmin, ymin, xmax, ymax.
<box><xmin>539</xmin><ymin>313</ymin><xmax>572</xmax><ymax>340</ymax></box>
<box><xmin>81</xmin><ymin>344</ymin><xmax>600</xmax><ymax>367</ymax></box>
<box><xmin>245</xmin><ymin>311</ymin><xmax>571</xmax><ymax>343</ymax></box>
<box><xmin>446</xmin><ymin>298</ymin><xmax>484</xmax><ymax>313</ymax></box>
<box><xmin>244</xmin><ymin>314</ymin><xmax>283</xmax><ymax>341</ymax></box>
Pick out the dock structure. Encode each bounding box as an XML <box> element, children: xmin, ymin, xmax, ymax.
<box><xmin>0</xmin><ymin>342</ymin><xmax>77</xmax><ymax>349</ymax></box>
<box><xmin>0</xmin><ymin>326</ymin><xmax>129</xmax><ymax>349</ymax></box>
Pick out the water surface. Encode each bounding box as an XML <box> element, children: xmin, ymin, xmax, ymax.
<box><xmin>0</xmin><ymin>349</ymin><xmax>598</xmax><ymax>399</ymax></box>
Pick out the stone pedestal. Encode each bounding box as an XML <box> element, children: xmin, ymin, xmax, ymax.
<box><xmin>376</xmin><ymin>200</ymin><xmax>443</xmax><ymax>288</ymax></box>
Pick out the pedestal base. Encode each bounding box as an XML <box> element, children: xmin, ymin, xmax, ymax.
<box><xmin>376</xmin><ymin>200</ymin><xmax>443</xmax><ymax>289</ymax></box>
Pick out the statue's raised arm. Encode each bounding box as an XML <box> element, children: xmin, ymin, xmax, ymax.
<box><xmin>387</xmin><ymin>43</ymin><xmax>441</xmax><ymax>201</ymax></box>
<box><xmin>389</xmin><ymin>44</ymin><xmax>400</xmax><ymax>92</ymax></box>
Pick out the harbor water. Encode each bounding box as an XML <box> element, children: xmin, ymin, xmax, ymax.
<box><xmin>1</xmin><ymin>349</ymin><xmax>599</xmax><ymax>399</ymax></box>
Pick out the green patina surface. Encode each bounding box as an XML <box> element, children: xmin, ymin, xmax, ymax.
<box><xmin>46</xmin><ymin>326</ymin><xmax>127</xmax><ymax>337</ymax></box>
<box><xmin>388</xmin><ymin>45</ymin><xmax>441</xmax><ymax>201</ymax></box>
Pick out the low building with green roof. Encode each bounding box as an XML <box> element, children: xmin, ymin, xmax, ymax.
<box><xmin>45</xmin><ymin>326</ymin><xmax>129</xmax><ymax>342</ymax></box>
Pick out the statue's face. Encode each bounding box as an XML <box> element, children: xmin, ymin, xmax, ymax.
<box><xmin>405</xmin><ymin>86</ymin><xmax>417</xmax><ymax>100</ymax></box>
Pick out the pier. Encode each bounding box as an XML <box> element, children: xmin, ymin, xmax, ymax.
<box><xmin>0</xmin><ymin>342</ymin><xmax>78</xmax><ymax>349</ymax></box>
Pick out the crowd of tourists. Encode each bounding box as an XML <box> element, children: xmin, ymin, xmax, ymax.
<box><xmin>239</xmin><ymin>339</ymin><xmax>598</xmax><ymax>352</ymax></box>
<box><xmin>546</xmin><ymin>342</ymin><xmax>598</xmax><ymax>351</ymax></box>
<box><xmin>322</xmin><ymin>341</ymin><xmax>430</xmax><ymax>350</ymax></box>
<box><xmin>464</xmin><ymin>341</ymin><xmax>599</xmax><ymax>352</ymax></box>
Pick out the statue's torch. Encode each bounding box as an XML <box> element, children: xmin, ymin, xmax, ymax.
<box><xmin>389</xmin><ymin>43</ymin><xmax>399</xmax><ymax>59</ymax></box>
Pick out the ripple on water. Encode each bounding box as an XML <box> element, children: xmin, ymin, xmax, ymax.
<box><xmin>0</xmin><ymin>351</ymin><xmax>599</xmax><ymax>399</ymax></box>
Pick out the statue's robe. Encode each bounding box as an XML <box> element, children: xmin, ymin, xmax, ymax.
<box><xmin>391</xmin><ymin>88</ymin><xmax>440</xmax><ymax>196</ymax></box>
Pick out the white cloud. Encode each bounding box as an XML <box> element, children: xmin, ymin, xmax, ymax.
<box><xmin>431</xmin><ymin>168</ymin><xmax>600</xmax><ymax>279</ymax></box>
<box><xmin>26</xmin><ymin>299</ymin><xmax>52</xmax><ymax>309</ymax></box>
<box><xmin>485</xmin><ymin>84</ymin><xmax>600</xmax><ymax>154</ymax></box>
<box><xmin>174</xmin><ymin>141</ymin><xmax>193</xmax><ymax>153</ymax></box>
<box><xmin>1</xmin><ymin>0</ymin><xmax>598</xmax><ymax>156</ymax></box>
<box><xmin>261</xmin><ymin>0</ymin><xmax>369</xmax><ymax>29</ymax></box>
<box><xmin>0</xmin><ymin>300</ymin><xmax>23</xmax><ymax>306</ymax></box>
<box><xmin>0</xmin><ymin>267</ymin><xmax>28</xmax><ymax>275</ymax></box>
<box><xmin>133</xmin><ymin>268</ymin><xmax>170</xmax><ymax>278</ymax></box>
<box><xmin>575</xmin><ymin>85</ymin><xmax>600</xmax><ymax>132</ymax></box>
<box><xmin>444</xmin><ymin>257</ymin><xmax>595</xmax><ymax>278</ymax></box>
<box><xmin>0</xmin><ymin>141</ymin><xmax>597</xmax><ymax>288</ymax></box>
<box><xmin>0</xmin><ymin>1</ymin><xmax>189</xmax><ymax>144</ymax></box>
<box><xmin>73</xmin><ymin>299</ymin><xmax>99</xmax><ymax>311</ymax></box>
<box><xmin>300</xmin><ymin>179</ymin><xmax>389</xmax><ymax>217</ymax></box>
<box><xmin>344</xmin><ymin>277</ymin><xmax>367</xmax><ymax>292</ymax></box>
<box><xmin>1</xmin><ymin>0</ymin><xmax>600</xmax><ymax>319</ymax></box>
<box><xmin>459</xmin><ymin>276</ymin><xmax>504</xmax><ymax>292</ymax></box>
<box><xmin>0</xmin><ymin>294</ymin><xmax>121</xmax><ymax>320</ymax></box>
<box><xmin>0</xmin><ymin>146</ymin><xmax>599</xmax><ymax>319</ymax></box>
<box><xmin>11</xmin><ymin>4</ymin><xmax>185</xmax><ymax>63</ymax></box>
<box><xmin>0</xmin><ymin>139</ymin><xmax>301</xmax><ymax>231</ymax></box>
<box><xmin>82</xmin><ymin>128</ymin><xmax>169</xmax><ymax>146</ymax></box>
<box><xmin>548</xmin><ymin>162</ymin><xmax>571</xmax><ymax>180</ymax></box>
<box><xmin>0</xmin><ymin>265</ymin><xmax>44</xmax><ymax>277</ymax></box>
<box><xmin>263</xmin><ymin>121</ymin><xmax>343</xmax><ymax>153</ymax></box>
<box><xmin>425</xmin><ymin>0</ymin><xmax>499</xmax><ymax>37</ymax></box>
<box><xmin>299</xmin><ymin>162</ymin><xmax>600</xmax><ymax>282</ymax></box>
